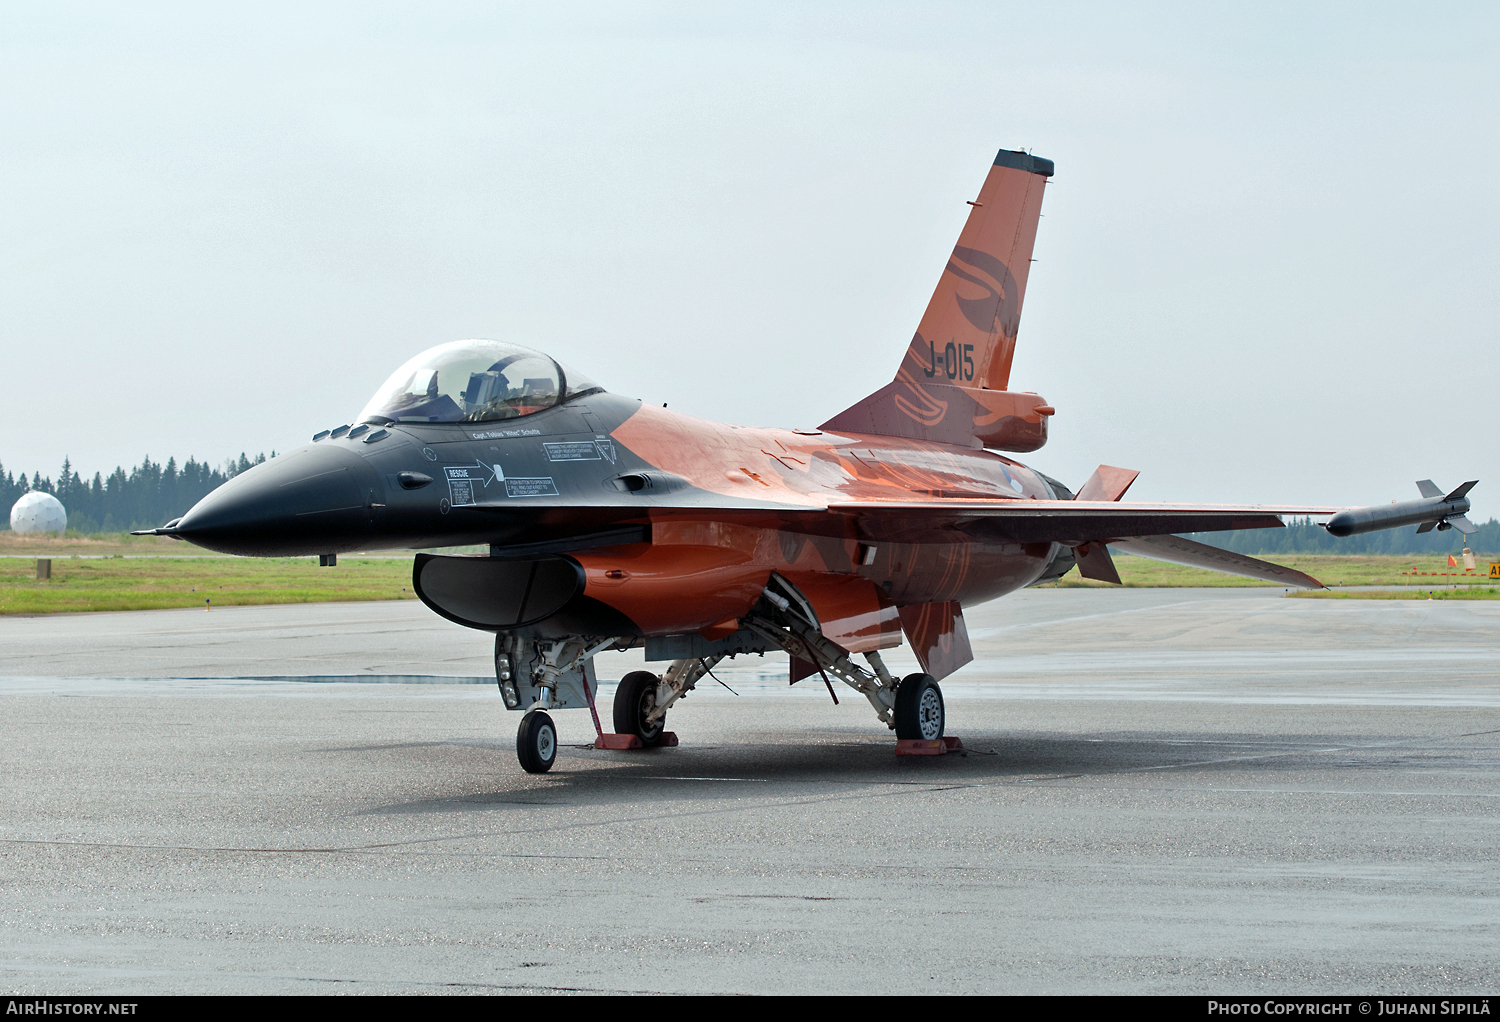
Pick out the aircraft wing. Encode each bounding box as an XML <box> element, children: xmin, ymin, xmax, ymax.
<box><xmin>821</xmin><ymin>499</ymin><xmax>1334</xmax><ymax>588</ymax></box>
<box><xmin>486</xmin><ymin>499</ymin><xmax>1331</xmax><ymax>554</ymax></box>
<box><xmin>824</xmin><ymin>499</ymin><xmax>1336</xmax><ymax>545</ymax></box>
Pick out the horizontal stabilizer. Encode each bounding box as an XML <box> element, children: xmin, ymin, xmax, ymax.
<box><xmin>1416</xmin><ymin>479</ymin><xmax>1443</xmax><ymax>498</ymax></box>
<box><xmin>1075</xmin><ymin>465</ymin><xmax>1139</xmax><ymax>503</ymax></box>
<box><xmin>1446</xmin><ymin>480</ymin><xmax>1478</xmax><ymax>501</ymax></box>
<box><xmin>1446</xmin><ymin>514</ymin><xmax>1477</xmax><ymax>535</ymax></box>
<box><xmin>1109</xmin><ymin>534</ymin><xmax>1324</xmax><ymax>589</ymax></box>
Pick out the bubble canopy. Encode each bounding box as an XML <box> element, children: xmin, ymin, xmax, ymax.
<box><xmin>358</xmin><ymin>340</ymin><xmax>602</xmax><ymax>425</ymax></box>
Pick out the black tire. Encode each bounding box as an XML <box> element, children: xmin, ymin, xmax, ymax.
<box><xmin>612</xmin><ymin>670</ymin><xmax>665</xmax><ymax>746</ymax></box>
<box><xmin>893</xmin><ymin>673</ymin><xmax>944</xmax><ymax>741</ymax></box>
<box><xmin>516</xmin><ymin>709</ymin><xmax>558</xmax><ymax>774</ymax></box>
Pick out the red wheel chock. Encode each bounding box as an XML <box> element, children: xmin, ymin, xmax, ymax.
<box><xmin>895</xmin><ymin>736</ymin><xmax>964</xmax><ymax>757</ymax></box>
<box><xmin>583</xmin><ymin>674</ymin><xmax>677</xmax><ymax>751</ymax></box>
<box><xmin>594</xmin><ymin>732</ymin><xmax>678</xmax><ymax>750</ymax></box>
<box><xmin>594</xmin><ymin>733</ymin><xmax>640</xmax><ymax>750</ymax></box>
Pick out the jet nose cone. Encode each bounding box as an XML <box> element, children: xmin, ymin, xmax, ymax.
<box><xmin>175</xmin><ymin>445</ymin><xmax>384</xmax><ymax>556</ymax></box>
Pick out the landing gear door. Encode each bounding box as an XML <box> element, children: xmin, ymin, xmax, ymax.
<box><xmin>546</xmin><ymin>657</ymin><xmax>593</xmax><ymax>709</ymax></box>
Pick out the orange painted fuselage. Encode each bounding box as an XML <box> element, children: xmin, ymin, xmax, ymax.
<box><xmin>588</xmin><ymin>400</ymin><xmax>1059</xmax><ymax>622</ymax></box>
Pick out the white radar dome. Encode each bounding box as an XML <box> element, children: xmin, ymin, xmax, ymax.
<box><xmin>10</xmin><ymin>492</ymin><xmax>67</xmax><ymax>534</ymax></box>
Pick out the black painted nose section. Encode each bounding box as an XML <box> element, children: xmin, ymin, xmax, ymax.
<box><xmin>174</xmin><ymin>445</ymin><xmax>384</xmax><ymax>556</ymax></box>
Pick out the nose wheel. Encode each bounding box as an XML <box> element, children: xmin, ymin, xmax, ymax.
<box><xmin>516</xmin><ymin>709</ymin><xmax>558</xmax><ymax>773</ymax></box>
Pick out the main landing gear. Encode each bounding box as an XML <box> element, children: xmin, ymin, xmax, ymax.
<box><xmin>737</xmin><ymin>575</ymin><xmax>963</xmax><ymax>757</ymax></box>
<box><xmin>890</xmin><ymin>672</ymin><xmax>959</xmax><ymax>755</ymax></box>
<box><xmin>499</xmin><ymin>571</ymin><xmax>967</xmax><ymax>771</ymax></box>
<box><xmin>613</xmin><ymin>670</ymin><xmax>667</xmax><ymax>746</ymax></box>
<box><xmin>894</xmin><ymin>673</ymin><xmax>944</xmax><ymax>740</ymax></box>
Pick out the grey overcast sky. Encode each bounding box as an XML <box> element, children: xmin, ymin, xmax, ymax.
<box><xmin>3</xmin><ymin>2</ymin><xmax>1497</xmax><ymax>517</ymax></box>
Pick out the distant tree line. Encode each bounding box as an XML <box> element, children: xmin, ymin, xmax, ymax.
<box><xmin>1190</xmin><ymin>516</ymin><xmax>1499</xmax><ymax>557</ymax></box>
<box><xmin>1</xmin><ymin>453</ymin><xmax>275</xmax><ymax>533</ymax></box>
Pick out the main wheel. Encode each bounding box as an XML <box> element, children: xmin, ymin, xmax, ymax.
<box><xmin>516</xmin><ymin>709</ymin><xmax>558</xmax><ymax>773</ymax></box>
<box><xmin>893</xmin><ymin>673</ymin><xmax>945</xmax><ymax>741</ymax></box>
<box><xmin>613</xmin><ymin>670</ymin><xmax>665</xmax><ymax>746</ymax></box>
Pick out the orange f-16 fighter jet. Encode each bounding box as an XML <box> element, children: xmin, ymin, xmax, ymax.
<box><xmin>138</xmin><ymin>147</ymin><xmax>1477</xmax><ymax>773</ymax></box>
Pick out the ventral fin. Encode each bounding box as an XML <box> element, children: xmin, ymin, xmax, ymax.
<box><xmin>1074</xmin><ymin>541</ymin><xmax>1123</xmax><ymax>585</ymax></box>
<box><xmin>896</xmin><ymin>602</ymin><xmax>974</xmax><ymax>681</ymax></box>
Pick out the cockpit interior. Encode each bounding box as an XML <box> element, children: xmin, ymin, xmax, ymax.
<box><xmin>358</xmin><ymin>340</ymin><xmax>601</xmax><ymax>424</ymax></box>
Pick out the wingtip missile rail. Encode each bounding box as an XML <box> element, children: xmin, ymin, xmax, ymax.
<box><xmin>1325</xmin><ymin>480</ymin><xmax>1479</xmax><ymax>538</ymax></box>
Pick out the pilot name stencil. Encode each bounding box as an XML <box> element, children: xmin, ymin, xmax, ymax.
<box><xmin>470</xmin><ymin>428</ymin><xmax>541</xmax><ymax>441</ymax></box>
<box><xmin>544</xmin><ymin>441</ymin><xmax>601</xmax><ymax>462</ymax></box>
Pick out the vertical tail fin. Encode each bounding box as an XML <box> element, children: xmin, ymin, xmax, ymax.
<box><xmin>822</xmin><ymin>148</ymin><xmax>1054</xmax><ymax>451</ymax></box>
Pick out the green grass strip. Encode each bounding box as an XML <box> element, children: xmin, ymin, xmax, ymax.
<box><xmin>1</xmin><ymin>556</ymin><xmax>418</xmax><ymax>614</ymax></box>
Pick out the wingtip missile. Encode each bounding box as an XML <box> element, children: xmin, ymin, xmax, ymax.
<box><xmin>1325</xmin><ymin>480</ymin><xmax>1478</xmax><ymax>538</ymax></box>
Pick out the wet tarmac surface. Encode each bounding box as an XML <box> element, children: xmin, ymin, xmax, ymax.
<box><xmin>2</xmin><ymin>590</ymin><xmax>1497</xmax><ymax>994</ymax></box>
